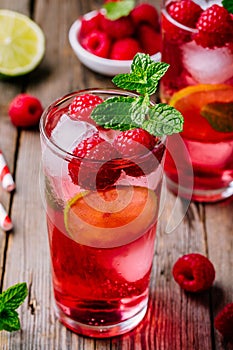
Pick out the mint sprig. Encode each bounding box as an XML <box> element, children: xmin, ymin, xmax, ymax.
<box><xmin>103</xmin><ymin>0</ymin><xmax>135</xmax><ymax>20</ymax></box>
<box><xmin>222</xmin><ymin>0</ymin><xmax>233</xmax><ymax>14</ymax></box>
<box><xmin>0</xmin><ymin>283</ymin><xmax>28</xmax><ymax>332</ymax></box>
<box><xmin>91</xmin><ymin>53</ymin><xmax>184</xmax><ymax>136</ymax></box>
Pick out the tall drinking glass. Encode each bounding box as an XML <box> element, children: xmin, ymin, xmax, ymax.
<box><xmin>40</xmin><ymin>89</ymin><xmax>166</xmax><ymax>337</ymax></box>
<box><xmin>160</xmin><ymin>0</ymin><xmax>233</xmax><ymax>202</ymax></box>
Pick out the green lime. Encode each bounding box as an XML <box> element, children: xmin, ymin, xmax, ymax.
<box><xmin>0</xmin><ymin>9</ymin><xmax>45</xmax><ymax>77</ymax></box>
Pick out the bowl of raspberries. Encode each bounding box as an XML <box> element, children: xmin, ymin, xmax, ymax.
<box><xmin>69</xmin><ymin>1</ymin><xmax>162</xmax><ymax>76</ymax></box>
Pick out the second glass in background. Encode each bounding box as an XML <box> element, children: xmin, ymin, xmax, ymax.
<box><xmin>160</xmin><ymin>0</ymin><xmax>233</xmax><ymax>202</ymax></box>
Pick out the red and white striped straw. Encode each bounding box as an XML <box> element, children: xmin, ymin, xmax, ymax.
<box><xmin>0</xmin><ymin>150</ymin><xmax>15</xmax><ymax>192</ymax></box>
<box><xmin>0</xmin><ymin>203</ymin><xmax>13</xmax><ymax>231</ymax></box>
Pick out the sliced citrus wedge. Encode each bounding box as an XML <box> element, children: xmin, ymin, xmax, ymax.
<box><xmin>170</xmin><ymin>84</ymin><xmax>233</xmax><ymax>142</ymax></box>
<box><xmin>64</xmin><ymin>186</ymin><xmax>157</xmax><ymax>248</ymax></box>
<box><xmin>0</xmin><ymin>9</ymin><xmax>45</xmax><ymax>76</ymax></box>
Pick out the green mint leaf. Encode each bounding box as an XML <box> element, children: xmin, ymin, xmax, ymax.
<box><xmin>145</xmin><ymin>61</ymin><xmax>170</xmax><ymax>95</ymax></box>
<box><xmin>222</xmin><ymin>0</ymin><xmax>233</xmax><ymax>14</ymax></box>
<box><xmin>91</xmin><ymin>96</ymin><xmax>137</xmax><ymax>130</ymax></box>
<box><xmin>112</xmin><ymin>72</ymin><xmax>148</xmax><ymax>95</ymax></box>
<box><xmin>201</xmin><ymin>101</ymin><xmax>233</xmax><ymax>132</ymax></box>
<box><xmin>130</xmin><ymin>95</ymin><xmax>150</xmax><ymax>126</ymax></box>
<box><xmin>113</xmin><ymin>54</ymin><xmax>169</xmax><ymax>95</ymax></box>
<box><xmin>142</xmin><ymin>104</ymin><xmax>184</xmax><ymax>136</ymax></box>
<box><xmin>1</xmin><ymin>282</ymin><xmax>28</xmax><ymax>311</ymax></box>
<box><xmin>104</xmin><ymin>0</ymin><xmax>135</xmax><ymax>20</ymax></box>
<box><xmin>92</xmin><ymin>53</ymin><xmax>182</xmax><ymax>136</ymax></box>
<box><xmin>0</xmin><ymin>309</ymin><xmax>20</xmax><ymax>332</ymax></box>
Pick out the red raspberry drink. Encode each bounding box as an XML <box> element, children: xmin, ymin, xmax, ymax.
<box><xmin>40</xmin><ymin>89</ymin><xmax>166</xmax><ymax>337</ymax></box>
<box><xmin>160</xmin><ymin>0</ymin><xmax>233</xmax><ymax>202</ymax></box>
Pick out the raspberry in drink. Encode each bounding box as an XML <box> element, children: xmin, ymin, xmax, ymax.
<box><xmin>160</xmin><ymin>0</ymin><xmax>233</xmax><ymax>202</ymax></box>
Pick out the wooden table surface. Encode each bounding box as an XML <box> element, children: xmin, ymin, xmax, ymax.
<box><xmin>0</xmin><ymin>0</ymin><xmax>232</xmax><ymax>349</ymax></box>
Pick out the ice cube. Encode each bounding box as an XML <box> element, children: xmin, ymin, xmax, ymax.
<box><xmin>42</xmin><ymin>115</ymin><xmax>97</xmax><ymax>181</ymax></box>
<box><xmin>182</xmin><ymin>41</ymin><xmax>233</xmax><ymax>84</ymax></box>
<box><xmin>113</xmin><ymin>236</ymin><xmax>154</xmax><ymax>282</ymax></box>
<box><xmin>51</xmin><ymin>113</ymin><xmax>97</xmax><ymax>152</ymax></box>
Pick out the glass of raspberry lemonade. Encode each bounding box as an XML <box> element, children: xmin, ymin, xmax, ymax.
<box><xmin>40</xmin><ymin>54</ymin><xmax>183</xmax><ymax>337</ymax></box>
<box><xmin>160</xmin><ymin>0</ymin><xmax>233</xmax><ymax>202</ymax></box>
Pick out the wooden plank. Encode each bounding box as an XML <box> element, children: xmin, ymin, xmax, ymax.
<box><xmin>206</xmin><ymin>200</ymin><xmax>233</xmax><ymax>350</ymax></box>
<box><xmin>0</xmin><ymin>0</ymin><xmax>31</xmax><ymax>288</ymax></box>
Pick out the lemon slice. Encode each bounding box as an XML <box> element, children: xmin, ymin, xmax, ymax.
<box><xmin>64</xmin><ymin>186</ymin><xmax>157</xmax><ymax>248</ymax></box>
<box><xmin>0</xmin><ymin>9</ymin><xmax>45</xmax><ymax>76</ymax></box>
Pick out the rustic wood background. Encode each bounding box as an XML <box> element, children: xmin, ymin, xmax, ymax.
<box><xmin>0</xmin><ymin>0</ymin><xmax>232</xmax><ymax>349</ymax></box>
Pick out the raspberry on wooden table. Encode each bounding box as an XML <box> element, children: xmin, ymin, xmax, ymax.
<box><xmin>214</xmin><ymin>303</ymin><xmax>233</xmax><ymax>343</ymax></box>
<box><xmin>8</xmin><ymin>93</ymin><xmax>43</xmax><ymax>128</ymax></box>
<box><xmin>172</xmin><ymin>253</ymin><xmax>215</xmax><ymax>292</ymax></box>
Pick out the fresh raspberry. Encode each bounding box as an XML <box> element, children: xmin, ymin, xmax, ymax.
<box><xmin>172</xmin><ymin>253</ymin><xmax>215</xmax><ymax>292</ymax></box>
<box><xmin>114</xmin><ymin>128</ymin><xmax>158</xmax><ymax>177</ymax></box>
<box><xmin>130</xmin><ymin>3</ymin><xmax>160</xmax><ymax>32</ymax></box>
<box><xmin>81</xmin><ymin>29</ymin><xmax>111</xmax><ymax>58</ymax></box>
<box><xmin>194</xmin><ymin>4</ymin><xmax>233</xmax><ymax>48</ymax></box>
<box><xmin>110</xmin><ymin>37</ymin><xmax>141</xmax><ymax>60</ymax></box>
<box><xmin>100</xmin><ymin>13</ymin><xmax>134</xmax><ymax>40</ymax></box>
<box><xmin>114</xmin><ymin>128</ymin><xmax>156</xmax><ymax>156</ymax></box>
<box><xmin>79</xmin><ymin>12</ymin><xmax>102</xmax><ymax>38</ymax></box>
<box><xmin>167</xmin><ymin>0</ymin><xmax>203</xmax><ymax>27</ymax></box>
<box><xmin>68</xmin><ymin>132</ymin><xmax>121</xmax><ymax>190</ymax></box>
<box><xmin>68</xmin><ymin>94</ymin><xmax>103</xmax><ymax>123</ymax></box>
<box><xmin>164</xmin><ymin>0</ymin><xmax>202</xmax><ymax>44</ymax></box>
<box><xmin>8</xmin><ymin>93</ymin><xmax>43</xmax><ymax>128</ymax></box>
<box><xmin>214</xmin><ymin>303</ymin><xmax>233</xmax><ymax>342</ymax></box>
<box><xmin>137</xmin><ymin>24</ymin><xmax>162</xmax><ymax>56</ymax></box>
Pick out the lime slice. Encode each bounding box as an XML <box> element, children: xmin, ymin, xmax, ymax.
<box><xmin>64</xmin><ymin>186</ymin><xmax>157</xmax><ymax>248</ymax></box>
<box><xmin>0</xmin><ymin>9</ymin><xmax>45</xmax><ymax>76</ymax></box>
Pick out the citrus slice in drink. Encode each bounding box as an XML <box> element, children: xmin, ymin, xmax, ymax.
<box><xmin>64</xmin><ymin>186</ymin><xmax>157</xmax><ymax>248</ymax></box>
<box><xmin>170</xmin><ymin>84</ymin><xmax>233</xmax><ymax>142</ymax></box>
<box><xmin>0</xmin><ymin>10</ymin><xmax>45</xmax><ymax>77</ymax></box>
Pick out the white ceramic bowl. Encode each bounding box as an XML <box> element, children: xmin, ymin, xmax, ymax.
<box><xmin>68</xmin><ymin>10</ymin><xmax>161</xmax><ymax>77</ymax></box>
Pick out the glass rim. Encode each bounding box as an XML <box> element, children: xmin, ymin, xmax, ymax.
<box><xmin>39</xmin><ymin>88</ymin><xmax>166</xmax><ymax>163</ymax></box>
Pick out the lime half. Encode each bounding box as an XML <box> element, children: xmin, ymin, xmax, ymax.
<box><xmin>0</xmin><ymin>9</ymin><xmax>45</xmax><ymax>76</ymax></box>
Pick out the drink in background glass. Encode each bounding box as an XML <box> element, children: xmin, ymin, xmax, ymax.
<box><xmin>160</xmin><ymin>0</ymin><xmax>233</xmax><ymax>202</ymax></box>
<box><xmin>40</xmin><ymin>89</ymin><xmax>166</xmax><ymax>338</ymax></box>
